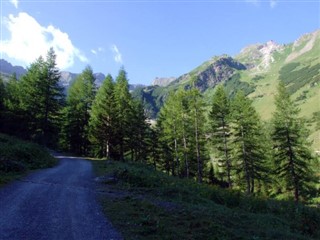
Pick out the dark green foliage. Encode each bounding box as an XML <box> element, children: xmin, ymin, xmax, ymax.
<box><xmin>312</xmin><ymin>111</ymin><xmax>320</xmax><ymax>130</ymax></box>
<box><xmin>131</xmin><ymin>86</ymin><xmax>165</xmax><ymax>119</ymax></box>
<box><xmin>12</xmin><ymin>48</ymin><xmax>64</xmax><ymax>146</ymax></box>
<box><xmin>231</xmin><ymin>92</ymin><xmax>268</xmax><ymax>195</ymax></box>
<box><xmin>252</xmin><ymin>75</ymin><xmax>265</xmax><ymax>82</ymax></box>
<box><xmin>223</xmin><ymin>73</ymin><xmax>256</xmax><ymax>98</ymax></box>
<box><xmin>89</xmin><ymin>74</ymin><xmax>115</xmax><ymax>158</ymax></box>
<box><xmin>0</xmin><ymin>134</ymin><xmax>56</xmax><ymax>184</ymax></box>
<box><xmin>209</xmin><ymin>85</ymin><xmax>232</xmax><ymax>187</ymax></box>
<box><xmin>279</xmin><ymin>63</ymin><xmax>320</xmax><ymax>94</ymax></box>
<box><xmin>272</xmin><ymin>82</ymin><xmax>316</xmax><ymax>202</ymax></box>
<box><xmin>0</xmin><ymin>77</ymin><xmax>5</xmax><ymax>111</ymax></box>
<box><xmin>61</xmin><ymin>66</ymin><xmax>96</xmax><ymax>154</ymax></box>
<box><xmin>157</xmin><ymin>87</ymin><xmax>207</xmax><ymax>181</ymax></box>
<box><xmin>113</xmin><ymin>68</ymin><xmax>135</xmax><ymax>160</ymax></box>
<box><xmin>127</xmin><ymin>100</ymin><xmax>150</xmax><ymax>162</ymax></box>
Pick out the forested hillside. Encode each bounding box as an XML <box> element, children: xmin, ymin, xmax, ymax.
<box><xmin>0</xmin><ymin>47</ymin><xmax>319</xmax><ymax>204</ymax></box>
<box><xmin>132</xmin><ymin>30</ymin><xmax>320</xmax><ymax>151</ymax></box>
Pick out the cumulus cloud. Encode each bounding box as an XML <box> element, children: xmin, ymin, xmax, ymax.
<box><xmin>0</xmin><ymin>12</ymin><xmax>88</xmax><ymax>70</ymax></box>
<box><xmin>10</xmin><ymin>0</ymin><xmax>18</xmax><ymax>8</ymax></box>
<box><xmin>111</xmin><ymin>44</ymin><xmax>123</xmax><ymax>64</ymax></box>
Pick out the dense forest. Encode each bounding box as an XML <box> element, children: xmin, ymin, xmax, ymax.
<box><xmin>0</xmin><ymin>49</ymin><xmax>318</xmax><ymax>203</ymax></box>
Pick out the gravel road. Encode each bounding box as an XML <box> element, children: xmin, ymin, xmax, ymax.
<box><xmin>0</xmin><ymin>155</ymin><xmax>123</xmax><ymax>240</ymax></box>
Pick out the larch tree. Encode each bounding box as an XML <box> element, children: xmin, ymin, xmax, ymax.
<box><xmin>62</xmin><ymin>66</ymin><xmax>96</xmax><ymax>154</ymax></box>
<box><xmin>271</xmin><ymin>82</ymin><xmax>315</xmax><ymax>202</ymax></box>
<box><xmin>231</xmin><ymin>91</ymin><xmax>267</xmax><ymax>195</ymax></box>
<box><xmin>113</xmin><ymin>68</ymin><xmax>134</xmax><ymax>161</ymax></box>
<box><xmin>89</xmin><ymin>74</ymin><xmax>115</xmax><ymax>158</ymax></box>
<box><xmin>157</xmin><ymin>91</ymin><xmax>181</xmax><ymax>176</ymax></box>
<box><xmin>188</xmin><ymin>87</ymin><xmax>207</xmax><ymax>183</ymax></box>
<box><xmin>19</xmin><ymin>48</ymin><xmax>64</xmax><ymax>146</ymax></box>
<box><xmin>209</xmin><ymin>85</ymin><xmax>232</xmax><ymax>187</ymax></box>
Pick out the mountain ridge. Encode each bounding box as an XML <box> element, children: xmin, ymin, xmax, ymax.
<box><xmin>131</xmin><ymin>29</ymin><xmax>319</xmax><ymax>150</ymax></box>
<box><xmin>0</xmin><ymin>60</ymin><xmax>145</xmax><ymax>91</ymax></box>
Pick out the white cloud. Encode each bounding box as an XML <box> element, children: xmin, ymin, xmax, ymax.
<box><xmin>111</xmin><ymin>44</ymin><xmax>123</xmax><ymax>64</ymax></box>
<box><xmin>0</xmin><ymin>12</ymin><xmax>88</xmax><ymax>70</ymax></box>
<box><xmin>270</xmin><ymin>0</ymin><xmax>277</xmax><ymax>8</ymax></box>
<box><xmin>10</xmin><ymin>0</ymin><xmax>18</xmax><ymax>8</ymax></box>
<box><xmin>91</xmin><ymin>47</ymin><xmax>104</xmax><ymax>55</ymax></box>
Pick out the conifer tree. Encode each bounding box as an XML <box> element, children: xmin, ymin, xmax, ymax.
<box><xmin>0</xmin><ymin>77</ymin><xmax>5</xmax><ymax>113</ymax></box>
<box><xmin>89</xmin><ymin>74</ymin><xmax>115</xmax><ymax>158</ymax></box>
<box><xmin>209</xmin><ymin>85</ymin><xmax>232</xmax><ymax>187</ymax></box>
<box><xmin>19</xmin><ymin>48</ymin><xmax>64</xmax><ymax>146</ymax></box>
<box><xmin>231</xmin><ymin>91</ymin><xmax>267</xmax><ymax>194</ymax></box>
<box><xmin>271</xmin><ymin>82</ymin><xmax>315</xmax><ymax>202</ymax></box>
<box><xmin>113</xmin><ymin>68</ymin><xmax>133</xmax><ymax>161</ymax></box>
<box><xmin>157</xmin><ymin>91</ymin><xmax>182</xmax><ymax>176</ymax></box>
<box><xmin>128</xmin><ymin>100</ymin><xmax>149</xmax><ymax>162</ymax></box>
<box><xmin>0</xmin><ymin>74</ymin><xmax>26</xmax><ymax>136</ymax></box>
<box><xmin>62</xmin><ymin>66</ymin><xmax>96</xmax><ymax>154</ymax></box>
<box><xmin>0</xmin><ymin>77</ymin><xmax>5</xmax><ymax>130</ymax></box>
<box><xmin>188</xmin><ymin>87</ymin><xmax>207</xmax><ymax>183</ymax></box>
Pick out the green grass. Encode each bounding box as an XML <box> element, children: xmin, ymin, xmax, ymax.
<box><xmin>92</xmin><ymin>160</ymin><xmax>320</xmax><ymax>240</ymax></box>
<box><xmin>0</xmin><ymin>133</ymin><xmax>57</xmax><ymax>184</ymax></box>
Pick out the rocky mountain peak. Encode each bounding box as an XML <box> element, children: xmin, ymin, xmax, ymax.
<box><xmin>236</xmin><ymin>40</ymin><xmax>284</xmax><ymax>71</ymax></box>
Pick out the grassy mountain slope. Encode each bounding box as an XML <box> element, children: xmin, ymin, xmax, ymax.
<box><xmin>133</xmin><ymin>29</ymin><xmax>320</xmax><ymax>150</ymax></box>
<box><xmin>93</xmin><ymin>159</ymin><xmax>320</xmax><ymax>240</ymax></box>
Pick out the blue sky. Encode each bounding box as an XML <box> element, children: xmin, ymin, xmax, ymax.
<box><xmin>1</xmin><ymin>0</ymin><xmax>319</xmax><ymax>85</ymax></box>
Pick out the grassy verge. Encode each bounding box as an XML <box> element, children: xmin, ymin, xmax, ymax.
<box><xmin>0</xmin><ymin>134</ymin><xmax>57</xmax><ymax>184</ymax></box>
<box><xmin>92</xmin><ymin>160</ymin><xmax>320</xmax><ymax>240</ymax></box>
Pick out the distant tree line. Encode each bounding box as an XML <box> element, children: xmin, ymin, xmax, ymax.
<box><xmin>0</xmin><ymin>49</ymin><xmax>318</xmax><ymax>202</ymax></box>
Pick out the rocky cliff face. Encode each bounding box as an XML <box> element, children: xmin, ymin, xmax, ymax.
<box><xmin>194</xmin><ymin>57</ymin><xmax>246</xmax><ymax>91</ymax></box>
<box><xmin>152</xmin><ymin>77</ymin><xmax>176</xmax><ymax>87</ymax></box>
<box><xmin>174</xmin><ymin>56</ymin><xmax>246</xmax><ymax>92</ymax></box>
<box><xmin>236</xmin><ymin>40</ymin><xmax>284</xmax><ymax>70</ymax></box>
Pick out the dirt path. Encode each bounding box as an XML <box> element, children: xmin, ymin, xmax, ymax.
<box><xmin>0</xmin><ymin>155</ymin><xmax>123</xmax><ymax>240</ymax></box>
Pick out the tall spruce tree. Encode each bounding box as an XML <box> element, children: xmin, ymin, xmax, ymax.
<box><xmin>158</xmin><ymin>91</ymin><xmax>182</xmax><ymax>176</ymax></box>
<box><xmin>62</xmin><ymin>66</ymin><xmax>96</xmax><ymax>154</ymax></box>
<box><xmin>271</xmin><ymin>82</ymin><xmax>315</xmax><ymax>202</ymax></box>
<box><xmin>19</xmin><ymin>48</ymin><xmax>64</xmax><ymax>146</ymax></box>
<box><xmin>89</xmin><ymin>74</ymin><xmax>115</xmax><ymax>158</ymax></box>
<box><xmin>209</xmin><ymin>85</ymin><xmax>232</xmax><ymax>187</ymax></box>
<box><xmin>128</xmin><ymin>100</ymin><xmax>149</xmax><ymax>162</ymax></box>
<box><xmin>231</xmin><ymin>92</ymin><xmax>267</xmax><ymax>194</ymax></box>
<box><xmin>113</xmin><ymin>68</ymin><xmax>133</xmax><ymax>161</ymax></box>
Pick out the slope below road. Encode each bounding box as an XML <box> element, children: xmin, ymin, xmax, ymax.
<box><xmin>0</xmin><ymin>155</ymin><xmax>122</xmax><ymax>240</ymax></box>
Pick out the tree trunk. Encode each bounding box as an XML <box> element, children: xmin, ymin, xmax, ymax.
<box><xmin>195</xmin><ymin>109</ymin><xmax>202</xmax><ymax>183</ymax></box>
<box><xmin>241</xmin><ymin>126</ymin><xmax>251</xmax><ymax>195</ymax></box>
<box><xmin>183</xmin><ymin>134</ymin><xmax>189</xmax><ymax>178</ymax></box>
<box><xmin>222</xmin><ymin>121</ymin><xmax>231</xmax><ymax>188</ymax></box>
